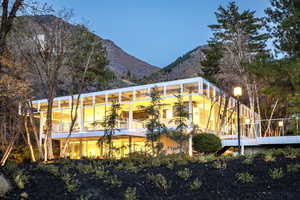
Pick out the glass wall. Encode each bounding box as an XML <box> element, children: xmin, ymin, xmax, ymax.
<box><xmin>35</xmin><ymin>78</ymin><xmax>255</xmax><ymax>138</ymax></box>
<box><xmin>62</xmin><ymin>137</ymin><xmax>148</xmax><ymax>159</ymax></box>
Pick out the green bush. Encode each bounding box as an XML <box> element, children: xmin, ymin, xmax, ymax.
<box><xmin>193</xmin><ymin>133</ymin><xmax>222</xmax><ymax>154</ymax></box>
<box><xmin>189</xmin><ymin>178</ymin><xmax>202</xmax><ymax>190</ymax></box>
<box><xmin>269</xmin><ymin>168</ymin><xmax>284</xmax><ymax>180</ymax></box>
<box><xmin>236</xmin><ymin>172</ymin><xmax>254</xmax><ymax>183</ymax></box>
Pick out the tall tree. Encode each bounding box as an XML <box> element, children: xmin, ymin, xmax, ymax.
<box><xmin>202</xmin><ymin>2</ymin><xmax>269</xmax><ymax>136</ymax></box>
<box><xmin>0</xmin><ymin>0</ymin><xmax>24</xmax><ymax>68</ymax></box>
<box><xmin>59</xmin><ymin>25</ymin><xmax>108</xmax><ymax>157</ymax></box>
<box><xmin>141</xmin><ymin>87</ymin><xmax>165</xmax><ymax>156</ymax></box>
<box><xmin>99</xmin><ymin>102</ymin><xmax>121</xmax><ymax>158</ymax></box>
<box><xmin>12</xmin><ymin>11</ymin><xmax>77</xmax><ymax>161</ymax></box>
<box><xmin>167</xmin><ymin>93</ymin><xmax>189</xmax><ymax>154</ymax></box>
<box><xmin>265</xmin><ymin>0</ymin><xmax>300</xmax><ymax>57</ymax></box>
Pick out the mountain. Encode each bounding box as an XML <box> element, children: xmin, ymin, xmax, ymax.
<box><xmin>146</xmin><ymin>45</ymin><xmax>208</xmax><ymax>82</ymax></box>
<box><xmin>28</xmin><ymin>15</ymin><xmax>160</xmax><ymax>82</ymax></box>
<box><xmin>103</xmin><ymin>39</ymin><xmax>159</xmax><ymax>79</ymax></box>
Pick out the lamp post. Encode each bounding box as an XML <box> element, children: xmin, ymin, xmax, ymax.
<box><xmin>278</xmin><ymin>121</ymin><xmax>284</xmax><ymax>136</ymax></box>
<box><xmin>233</xmin><ymin>86</ymin><xmax>242</xmax><ymax>155</ymax></box>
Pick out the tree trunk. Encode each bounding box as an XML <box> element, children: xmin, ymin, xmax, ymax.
<box><xmin>24</xmin><ymin>118</ymin><xmax>36</xmax><ymax>162</ymax></box>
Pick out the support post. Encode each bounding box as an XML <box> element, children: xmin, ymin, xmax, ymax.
<box><xmin>188</xmin><ymin>95</ymin><xmax>193</xmax><ymax>156</ymax></box>
<box><xmin>241</xmin><ymin>144</ymin><xmax>245</xmax><ymax>155</ymax></box>
<box><xmin>79</xmin><ymin>99</ymin><xmax>84</xmax><ymax>132</ymax></box>
<box><xmin>128</xmin><ymin>103</ymin><xmax>133</xmax><ymax>129</ymax></box>
<box><xmin>237</xmin><ymin>99</ymin><xmax>241</xmax><ymax>155</ymax></box>
<box><xmin>129</xmin><ymin>136</ymin><xmax>132</xmax><ymax>155</ymax></box>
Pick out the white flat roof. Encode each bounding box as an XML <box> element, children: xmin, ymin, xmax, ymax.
<box><xmin>32</xmin><ymin>76</ymin><xmax>218</xmax><ymax>104</ymax></box>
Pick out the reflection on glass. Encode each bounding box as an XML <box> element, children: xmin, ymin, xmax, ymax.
<box><xmin>166</xmin><ymin>85</ymin><xmax>181</xmax><ymax>96</ymax></box>
<box><xmin>135</xmin><ymin>89</ymin><xmax>149</xmax><ymax>100</ymax></box>
<box><xmin>83</xmin><ymin>96</ymin><xmax>93</xmax><ymax>107</ymax></box>
<box><xmin>121</xmin><ymin>91</ymin><xmax>133</xmax><ymax>102</ymax></box>
<box><xmin>95</xmin><ymin>95</ymin><xmax>105</xmax><ymax>105</ymax></box>
<box><xmin>107</xmin><ymin>93</ymin><xmax>119</xmax><ymax>104</ymax></box>
<box><xmin>210</xmin><ymin>87</ymin><xmax>214</xmax><ymax>99</ymax></box>
<box><xmin>60</xmin><ymin>99</ymin><xmax>70</xmax><ymax>109</ymax></box>
<box><xmin>40</xmin><ymin>102</ymin><xmax>48</xmax><ymax>111</ymax></box>
<box><xmin>203</xmin><ymin>82</ymin><xmax>208</xmax><ymax>96</ymax></box>
<box><xmin>183</xmin><ymin>82</ymin><xmax>198</xmax><ymax>94</ymax></box>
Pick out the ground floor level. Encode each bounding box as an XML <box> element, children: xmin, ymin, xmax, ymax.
<box><xmin>58</xmin><ymin>135</ymin><xmax>180</xmax><ymax>159</ymax></box>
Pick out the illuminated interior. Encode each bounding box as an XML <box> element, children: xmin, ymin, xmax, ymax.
<box><xmin>33</xmin><ymin>77</ymin><xmax>258</xmax><ymax>158</ymax></box>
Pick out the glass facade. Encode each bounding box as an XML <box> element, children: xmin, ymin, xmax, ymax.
<box><xmin>34</xmin><ymin>77</ymin><xmax>256</xmax><ymax>158</ymax></box>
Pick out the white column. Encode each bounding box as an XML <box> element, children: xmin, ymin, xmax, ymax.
<box><xmin>128</xmin><ymin>103</ymin><xmax>133</xmax><ymax>129</ymax></box>
<box><xmin>39</xmin><ymin>112</ymin><xmax>44</xmax><ymax>146</ymax></box>
<box><xmin>188</xmin><ymin>95</ymin><xmax>193</xmax><ymax>156</ymax></box>
<box><xmin>79</xmin><ymin>98</ymin><xmax>84</xmax><ymax>132</ymax></box>
<box><xmin>92</xmin><ymin>96</ymin><xmax>95</xmax><ymax>129</ymax></box>
<box><xmin>241</xmin><ymin>144</ymin><xmax>245</xmax><ymax>155</ymax></box>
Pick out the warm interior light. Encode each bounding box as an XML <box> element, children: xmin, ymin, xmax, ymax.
<box><xmin>233</xmin><ymin>86</ymin><xmax>242</xmax><ymax>97</ymax></box>
<box><xmin>245</xmin><ymin>118</ymin><xmax>251</xmax><ymax>125</ymax></box>
<box><xmin>278</xmin><ymin>121</ymin><xmax>284</xmax><ymax>127</ymax></box>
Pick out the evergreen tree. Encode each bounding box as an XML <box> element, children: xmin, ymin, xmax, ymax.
<box><xmin>167</xmin><ymin>93</ymin><xmax>189</xmax><ymax>154</ymax></box>
<box><xmin>201</xmin><ymin>2</ymin><xmax>269</xmax><ymax>135</ymax></box>
<box><xmin>100</xmin><ymin>101</ymin><xmax>121</xmax><ymax>157</ymax></box>
<box><xmin>141</xmin><ymin>87</ymin><xmax>165</xmax><ymax>156</ymax></box>
<box><xmin>265</xmin><ymin>0</ymin><xmax>300</xmax><ymax>57</ymax></box>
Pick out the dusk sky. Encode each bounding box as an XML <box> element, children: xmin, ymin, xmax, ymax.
<box><xmin>41</xmin><ymin>0</ymin><xmax>271</xmax><ymax>67</ymax></box>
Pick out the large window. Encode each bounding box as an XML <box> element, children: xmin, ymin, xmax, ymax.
<box><xmin>183</xmin><ymin>82</ymin><xmax>198</xmax><ymax>94</ymax></box>
<box><xmin>95</xmin><ymin>95</ymin><xmax>105</xmax><ymax>105</ymax></box>
<box><xmin>203</xmin><ymin>82</ymin><xmax>208</xmax><ymax>97</ymax></box>
<box><xmin>210</xmin><ymin>87</ymin><xmax>214</xmax><ymax>100</ymax></box>
<box><xmin>83</xmin><ymin>107</ymin><xmax>94</xmax><ymax>130</ymax></box>
<box><xmin>121</xmin><ymin>91</ymin><xmax>133</xmax><ymax>102</ymax></box>
<box><xmin>135</xmin><ymin>89</ymin><xmax>149</xmax><ymax>100</ymax></box>
<box><xmin>151</xmin><ymin>86</ymin><xmax>164</xmax><ymax>96</ymax></box>
<box><xmin>83</xmin><ymin>96</ymin><xmax>93</xmax><ymax>107</ymax></box>
<box><xmin>61</xmin><ymin>99</ymin><xmax>70</xmax><ymax>109</ymax></box>
<box><xmin>166</xmin><ymin>85</ymin><xmax>181</xmax><ymax>96</ymax></box>
<box><xmin>107</xmin><ymin>93</ymin><xmax>119</xmax><ymax>104</ymax></box>
<box><xmin>40</xmin><ymin>102</ymin><xmax>48</xmax><ymax>111</ymax></box>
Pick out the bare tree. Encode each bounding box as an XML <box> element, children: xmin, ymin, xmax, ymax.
<box><xmin>11</xmin><ymin>10</ymin><xmax>76</xmax><ymax>161</ymax></box>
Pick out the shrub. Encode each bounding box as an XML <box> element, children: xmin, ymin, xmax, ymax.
<box><xmin>269</xmin><ymin>168</ymin><xmax>284</xmax><ymax>180</ymax></box>
<box><xmin>62</xmin><ymin>173</ymin><xmax>80</xmax><ymax>192</ymax></box>
<box><xmin>95</xmin><ymin>166</ymin><xmax>107</xmax><ymax>179</ymax></box>
<box><xmin>212</xmin><ymin>159</ymin><xmax>227</xmax><ymax>169</ymax></box>
<box><xmin>115</xmin><ymin>161</ymin><xmax>138</xmax><ymax>173</ymax></box>
<box><xmin>176</xmin><ymin>168</ymin><xmax>192</xmax><ymax>180</ymax></box>
<box><xmin>104</xmin><ymin>175</ymin><xmax>122</xmax><ymax>187</ymax></box>
<box><xmin>282</xmin><ymin>147</ymin><xmax>299</xmax><ymax>159</ymax></box>
<box><xmin>189</xmin><ymin>178</ymin><xmax>202</xmax><ymax>190</ymax></box>
<box><xmin>77</xmin><ymin>163</ymin><xmax>94</xmax><ymax>174</ymax></box>
<box><xmin>263</xmin><ymin>153</ymin><xmax>276</xmax><ymax>162</ymax></box>
<box><xmin>124</xmin><ymin>187</ymin><xmax>137</xmax><ymax>200</ymax></box>
<box><xmin>0</xmin><ymin>175</ymin><xmax>11</xmax><ymax>197</ymax></box>
<box><xmin>193</xmin><ymin>133</ymin><xmax>221</xmax><ymax>154</ymax></box>
<box><xmin>147</xmin><ymin>173</ymin><xmax>170</xmax><ymax>193</ymax></box>
<box><xmin>243</xmin><ymin>156</ymin><xmax>254</xmax><ymax>165</ymax></box>
<box><xmin>287</xmin><ymin>164</ymin><xmax>300</xmax><ymax>173</ymax></box>
<box><xmin>14</xmin><ymin>170</ymin><xmax>28</xmax><ymax>189</ymax></box>
<box><xmin>236</xmin><ymin>172</ymin><xmax>254</xmax><ymax>183</ymax></box>
<box><xmin>39</xmin><ymin>164</ymin><xmax>60</xmax><ymax>176</ymax></box>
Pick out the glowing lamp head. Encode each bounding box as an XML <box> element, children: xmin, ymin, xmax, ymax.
<box><xmin>233</xmin><ymin>86</ymin><xmax>243</xmax><ymax>97</ymax></box>
<box><xmin>245</xmin><ymin>119</ymin><xmax>251</xmax><ymax>125</ymax></box>
<box><xmin>278</xmin><ymin>121</ymin><xmax>284</xmax><ymax>127</ymax></box>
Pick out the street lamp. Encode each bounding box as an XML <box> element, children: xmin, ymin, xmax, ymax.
<box><xmin>278</xmin><ymin>121</ymin><xmax>284</xmax><ymax>136</ymax></box>
<box><xmin>233</xmin><ymin>86</ymin><xmax>242</xmax><ymax>155</ymax></box>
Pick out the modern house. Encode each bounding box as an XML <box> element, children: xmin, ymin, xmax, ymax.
<box><xmin>32</xmin><ymin>77</ymin><xmax>259</xmax><ymax>158</ymax></box>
